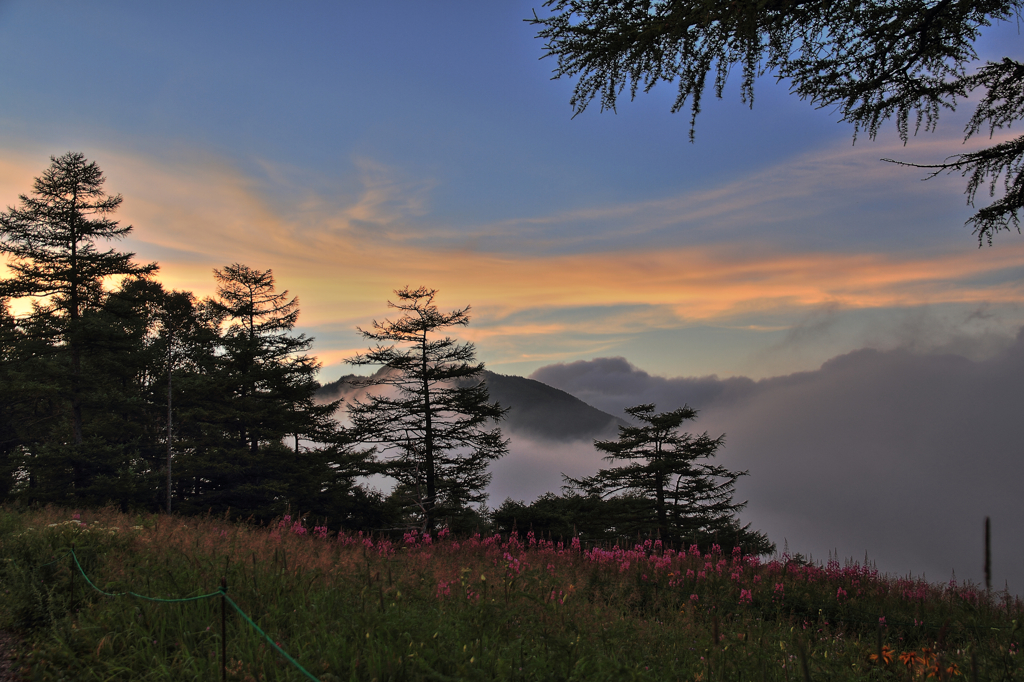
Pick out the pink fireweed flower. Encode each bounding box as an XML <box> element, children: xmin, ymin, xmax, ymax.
<box><xmin>291</xmin><ymin>521</ymin><xmax>306</xmax><ymax>535</ymax></box>
<box><xmin>313</xmin><ymin>525</ymin><xmax>329</xmax><ymax>539</ymax></box>
<box><xmin>739</xmin><ymin>589</ymin><xmax>753</xmax><ymax>604</ymax></box>
<box><xmin>549</xmin><ymin>589</ymin><xmax>568</xmax><ymax>604</ymax></box>
<box><xmin>690</xmin><ymin>593</ymin><xmax>699</xmax><ymax>603</ymax></box>
<box><xmin>836</xmin><ymin>587</ymin><xmax>847</xmax><ymax>600</ymax></box>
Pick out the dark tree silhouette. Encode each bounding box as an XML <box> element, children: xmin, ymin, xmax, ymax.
<box><xmin>346</xmin><ymin>286</ymin><xmax>508</xmax><ymax>531</ymax></box>
<box><xmin>566</xmin><ymin>403</ymin><xmax>772</xmax><ymax>553</ymax></box>
<box><xmin>175</xmin><ymin>264</ymin><xmax>351</xmax><ymax>520</ymax></box>
<box><xmin>530</xmin><ymin>0</ymin><xmax>1024</xmax><ymax>242</ymax></box>
<box><xmin>0</xmin><ymin>152</ymin><xmax>156</xmax><ymax>495</ymax></box>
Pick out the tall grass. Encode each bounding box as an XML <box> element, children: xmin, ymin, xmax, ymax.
<box><xmin>1</xmin><ymin>505</ymin><xmax>1021</xmax><ymax>681</ymax></box>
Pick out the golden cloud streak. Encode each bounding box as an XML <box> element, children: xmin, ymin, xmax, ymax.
<box><xmin>415</xmin><ymin>246</ymin><xmax>1024</xmax><ymax>323</ymax></box>
<box><xmin>3</xmin><ymin>146</ymin><xmax>1023</xmax><ymax>343</ymax></box>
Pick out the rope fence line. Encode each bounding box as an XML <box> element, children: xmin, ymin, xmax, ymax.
<box><xmin>70</xmin><ymin>547</ymin><xmax>223</xmax><ymax>603</ymax></box>
<box><xmin>7</xmin><ymin>543</ymin><xmax>1020</xmax><ymax>679</ymax></box>
<box><xmin>222</xmin><ymin>592</ymin><xmax>319</xmax><ymax>682</ymax></box>
<box><xmin>59</xmin><ymin>545</ymin><xmax>321</xmax><ymax>681</ymax></box>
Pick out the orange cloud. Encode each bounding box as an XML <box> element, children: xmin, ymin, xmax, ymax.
<box><xmin>3</xmin><ymin>143</ymin><xmax>1023</xmax><ymax>372</ymax></box>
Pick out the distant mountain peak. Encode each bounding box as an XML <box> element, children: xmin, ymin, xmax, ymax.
<box><xmin>316</xmin><ymin>370</ymin><xmax>623</xmax><ymax>442</ymax></box>
<box><xmin>480</xmin><ymin>371</ymin><xmax>625</xmax><ymax>442</ymax></box>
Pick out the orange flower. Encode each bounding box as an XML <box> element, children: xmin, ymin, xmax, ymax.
<box><xmin>869</xmin><ymin>645</ymin><xmax>893</xmax><ymax>665</ymax></box>
<box><xmin>899</xmin><ymin>650</ymin><xmax>919</xmax><ymax>667</ymax></box>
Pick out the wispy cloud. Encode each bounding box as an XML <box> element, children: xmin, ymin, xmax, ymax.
<box><xmin>4</xmin><ymin>143</ymin><xmax>1024</xmax><ymax>377</ymax></box>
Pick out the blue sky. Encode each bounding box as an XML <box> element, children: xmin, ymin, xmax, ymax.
<box><xmin>3</xmin><ymin>1</ymin><xmax>1024</xmax><ymax>588</ymax></box>
<box><xmin>2</xmin><ymin>3</ymin><xmax>1022</xmax><ymax>381</ymax></box>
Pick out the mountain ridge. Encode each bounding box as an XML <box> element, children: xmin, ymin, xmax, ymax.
<box><xmin>316</xmin><ymin>370</ymin><xmax>624</xmax><ymax>442</ymax></box>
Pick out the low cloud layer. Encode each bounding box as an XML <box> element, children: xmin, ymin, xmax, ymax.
<box><xmin>505</xmin><ymin>331</ymin><xmax>1024</xmax><ymax>595</ymax></box>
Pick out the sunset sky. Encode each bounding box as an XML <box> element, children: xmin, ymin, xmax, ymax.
<box><xmin>2</xmin><ymin>2</ymin><xmax>1023</xmax><ymax>590</ymax></box>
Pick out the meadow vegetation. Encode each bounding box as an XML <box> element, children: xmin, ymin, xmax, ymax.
<box><xmin>2</xmin><ymin>505</ymin><xmax>1021</xmax><ymax>681</ymax></box>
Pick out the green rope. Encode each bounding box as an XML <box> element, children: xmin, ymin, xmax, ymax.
<box><xmin>70</xmin><ymin>549</ymin><xmax>222</xmax><ymax>602</ymax></box>
<box><xmin>2</xmin><ymin>551</ymin><xmax>72</xmax><ymax>570</ymax></box>
<box><xmin>223</xmin><ymin>593</ymin><xmax>321</xmax><ymax>682</ymax></box>
<box><xmin>36</xmin><ymin>551</ymin><xmax>72</xmax><ymax>568</ymax></box>
<box><xmin>67</xmin><ymin>549</ymin><xmax>321</xmax><ymax>680</ymax></box>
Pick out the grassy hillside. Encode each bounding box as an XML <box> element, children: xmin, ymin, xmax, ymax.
<box><xmin>1</xmin><ymin>506</ymin><xmax>1021</xmax><ymax>681</ymax></box>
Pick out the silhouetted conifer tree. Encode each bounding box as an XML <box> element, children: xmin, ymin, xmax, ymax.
<box><xmin>174</xmin><ymin>264</ymin><xmax>357</xmax><ymax>522</ymax></box>
<box><xmin>346</xmin><ymin>286</ymin><xmax>508</xmax><ymax>531</ymax></box>
<box><xmin>531</xmin><ymin>0</ymin><xmax>1023</xmax><ymax>241</ymax></box>
<box><xmin>566</xmin><ymin>403</ymin><xmax>773</xmax><ymax>554</ymax></box>
<box><xmin>0</xmin><ymin>152</ymin><xmax>157</xmax><ymax>501</ymax></box>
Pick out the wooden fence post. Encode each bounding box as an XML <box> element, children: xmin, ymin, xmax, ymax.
<box><xmin>221</xmin><ymin>577</ymin><xmax>228</xmax><ymax>682</ymax></box>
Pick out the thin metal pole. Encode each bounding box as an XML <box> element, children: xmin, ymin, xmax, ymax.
<box><xmin>167</xmin><ymin>339</ymin><xmax>173</xmax><ymax>514</ymax></box>
<box><xmin>984</xmin><ymin>516</ymin><xmax>992</xmax><ymax>593</ymax></box>
<box><xmin>221</xmin><ymin>577</ymin><xmax>227</xmax><ymax>682</ymax></box>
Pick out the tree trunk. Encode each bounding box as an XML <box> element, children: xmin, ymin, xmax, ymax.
<box><xmin>422</xmin><ymin>331</ymin><xmax>436</xmax><ymax>530</ymax></box>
